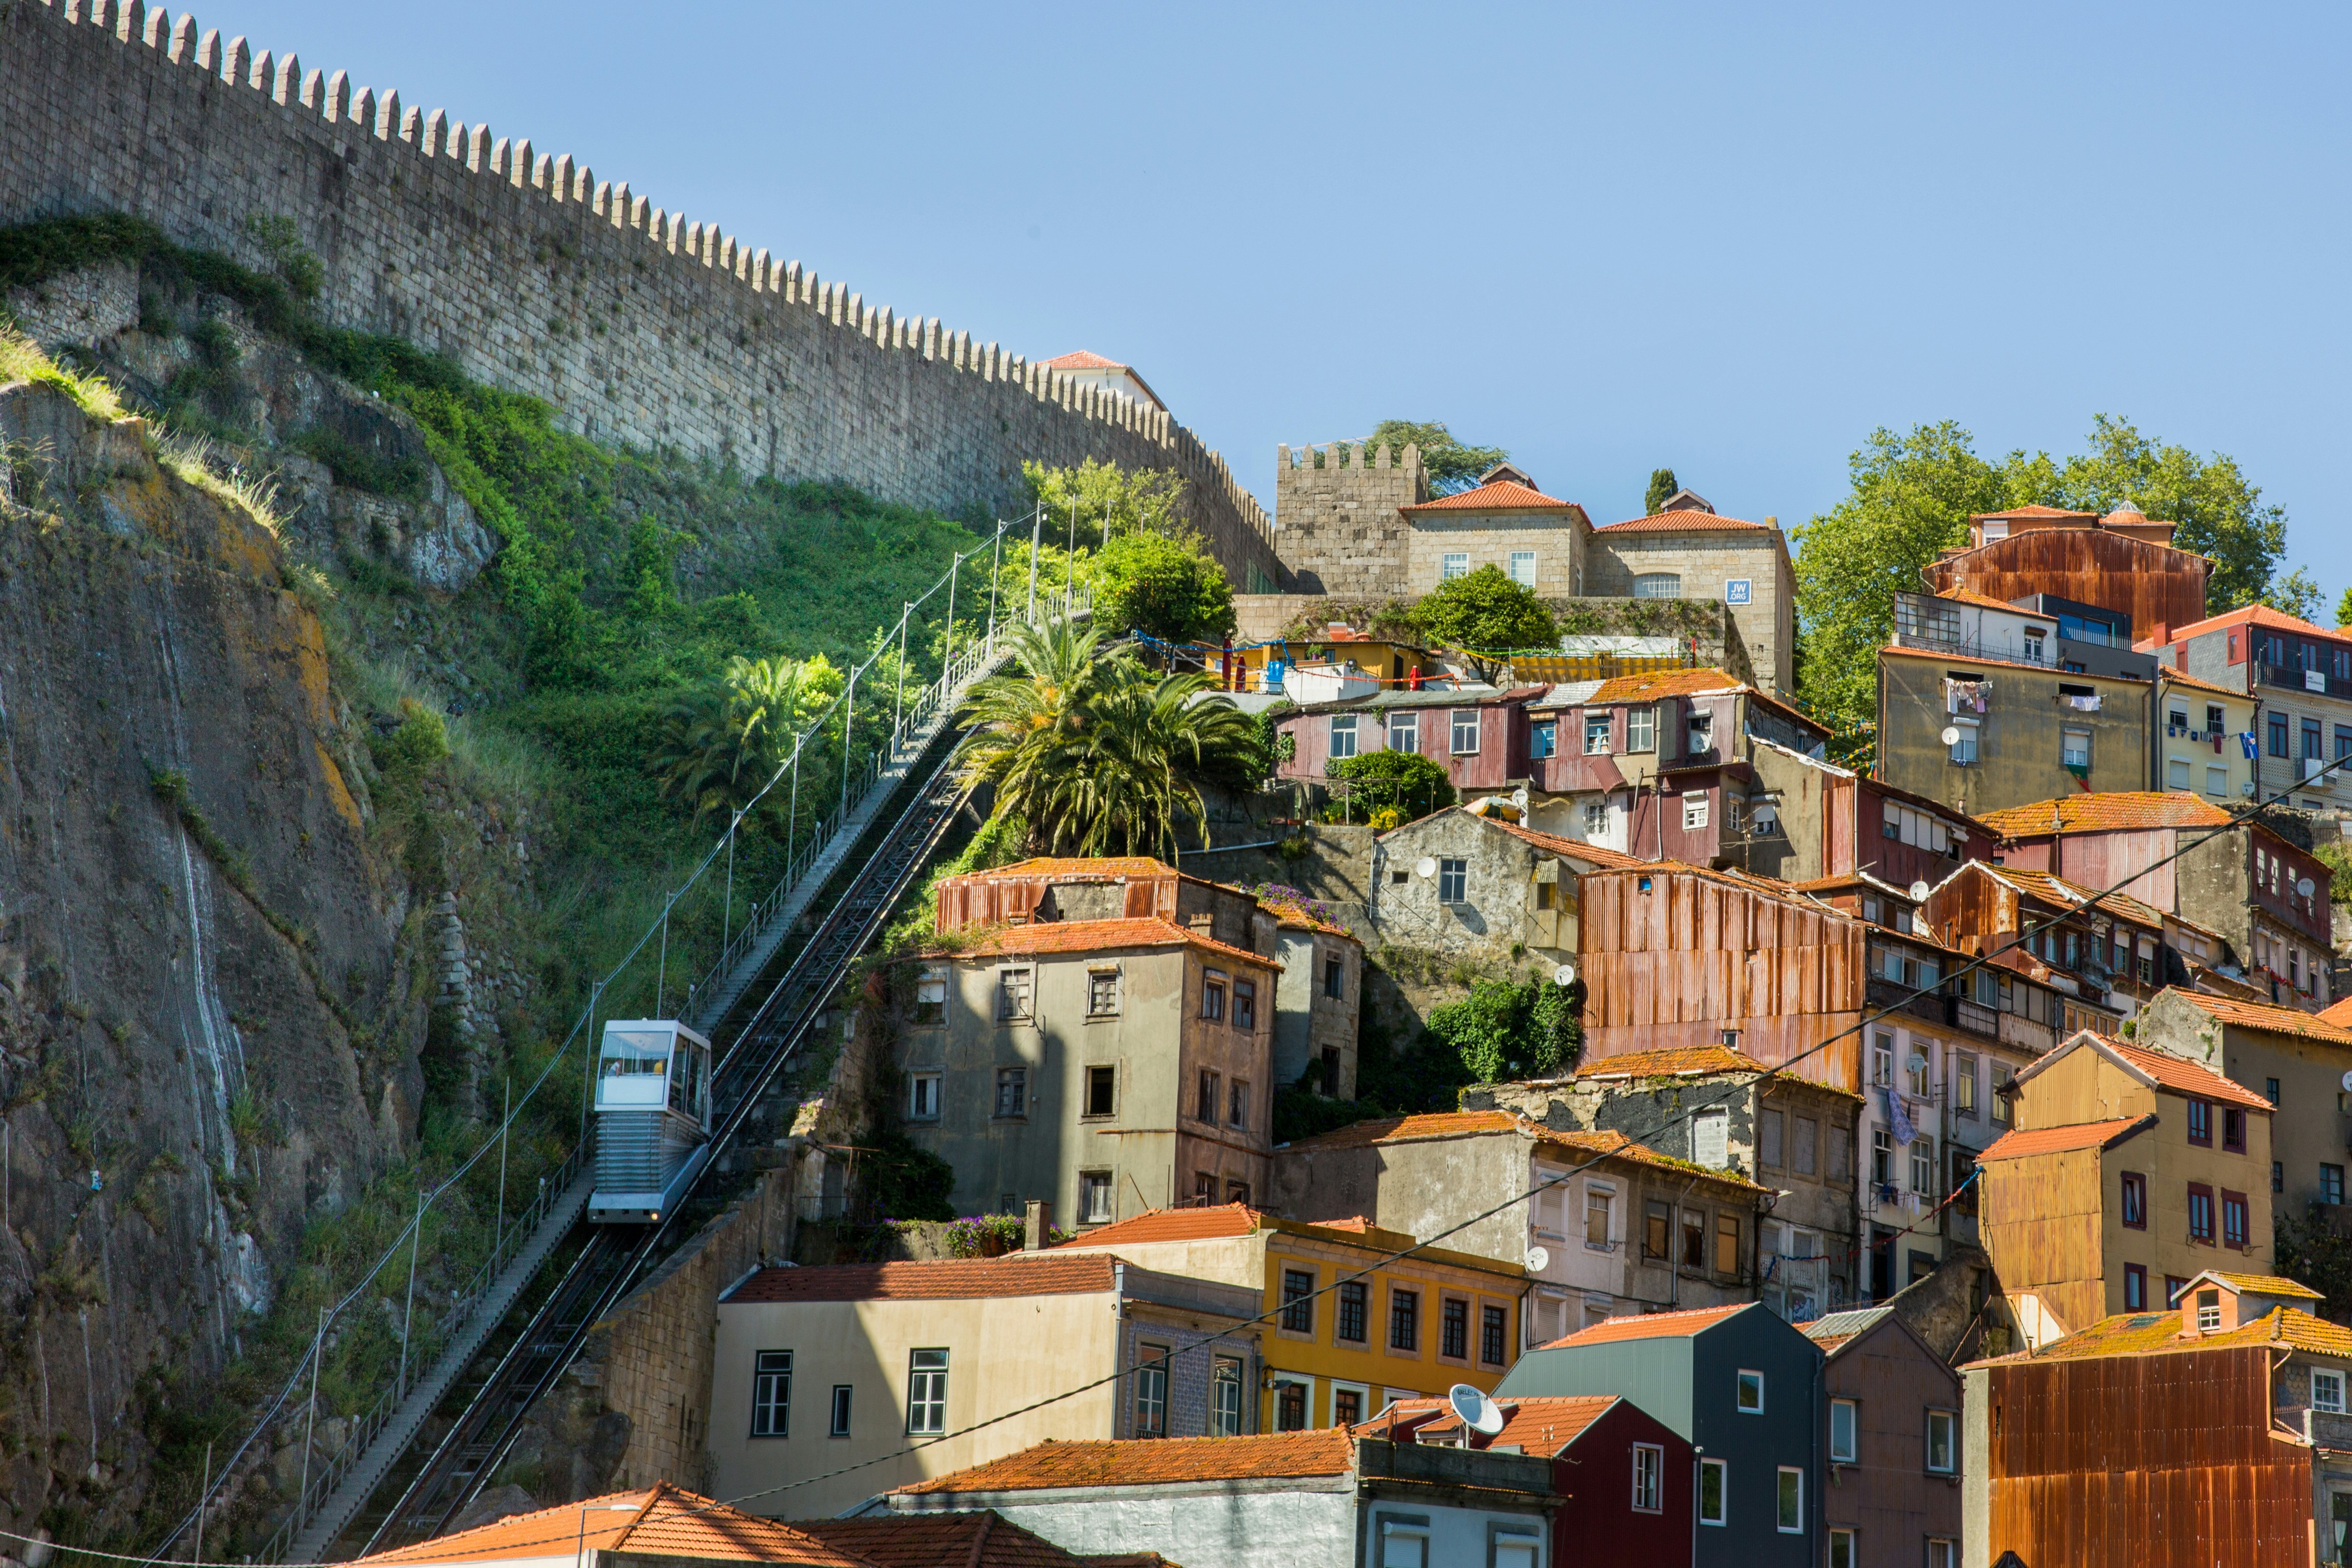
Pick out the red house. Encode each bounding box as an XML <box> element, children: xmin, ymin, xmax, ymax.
<box><xmin>1272</xmin><ymin>686</ymin><xmax>1549</xmax><ymax>799</ymax></box>
<box><xmin>1366</xmin><ymin>1393</ymin><xmax>1695</xmax><ymax>1567</ymax></box>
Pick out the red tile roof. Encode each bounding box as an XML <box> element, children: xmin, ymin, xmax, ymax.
<box><xmin>1934</xmin><ymin>587</ymin><xmax>2031</xmax><ymax>612</ymax></box>
<box><xmin>357</xmin><ymin>1485</ymin><xmax>867</xmax><ymax>1566</ymax></box>
<box><xmin>1481</xmin><ymin>816</ymin><xmax>1654</xmax><ymax>871</ymax></box>
<box><xmin>2154</xmin><ymin>664</ymin><xmax>2244</xmax><ymax>696</ymax></box>
<box><xmin>2102</xmin><ymin>1036</ymin><xmax>2276</xmax><ymax>1112</ymax></box>
<box><xmin>1573</xmin><ymin>1044</ymin><xmax>1769</xmax><ymax>1078</ymax></box>
<box><xmin>1977</xmin><ymin>792</ymin><xmax>2237</xmax><ymax>835</ymax></box>
<box><xmin>726</xmin><ymin>1255</ymin><xmax>1118</xmax><ymax>1305</ymax></box>
<box><xmin>1039</xmin><ymin>350</ymin><xmax>1125</xmax><ymax>370</ymax></box>
<box><xmin>1986</xmin><ymin>1305</ymin><xmax>2352</xmax><ymax>1365</ymax></box>
<box><xmin>896</xmin><ymin>1432</ymin><xmax>1358</xmax><ymax>1494</ymax></box>
<box><xmin>2163</xmin><ymin>990</ymin><xmax>2352</xmax><ymax>1047</ymax></box>
<box><xmin>1976</xmin><ymin>1116</ymin><xmax>2154</xmax><ymax>1161</ymax></box>
<box><xmin>1596</xmin><ymin>510</ymin><xmax>1773</xmax><ymax>533</ymax></box>
<box><xmin>1277</xmin><ymin>1111</ymin><xmax>1767</xmax><ymax>1190</ymax></box>
<box><xmin>2201</xmin><ymin>1271</ymin><xmax>2323</xmax><ymax>1300</ymax></box>
<box><xmin>1359</xmin><ymin>1394</ymin><xmax>1621</xmax><ymax>1455</ymax></box>
<box><xmin>1535</xmin><ymin>1302</ymin><xmax>1757</xmax><ymax>1348</ymax></box>
<box><xmin>987</xmin><ymin>857</ymin><xmax>1177</xmax><ymax>878</ymax></box>
<box><xmin>1402</xmin><ymin>478</ymin><xmax>1577</xmax><ymax>513</ymax></box>
<box><xmin>923</xmin><ymin>917</ymin><xmax>1277</xmax><ymax>971</ymax></box>
<box><xmin>1050</xmin><ymin>1203</ymin><xmax>1260</xmax><ymax>1248</ymax></box>
<box><xmin>2171</xmin><ymin>603</ymin><xmax>2349</xmax><ymax>643</ymax></box>
<box><xmin>790</xmin><ymin>1513</ymin><xmax>1098</xmax><ymax>1568</ymax></box>
<box><xmin>1589</xmin><ymin>667</ymin><xmax>1746</xmax><ymax>705</ymax></box>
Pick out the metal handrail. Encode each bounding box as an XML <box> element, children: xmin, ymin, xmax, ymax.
<box><xmin>255</xmin><ymin>1138</ymin><xmax>592</xmax><ymax>1563</ymax></box>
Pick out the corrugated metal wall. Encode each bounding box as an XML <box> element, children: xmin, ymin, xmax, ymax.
<box><xmin>1983</xmin><ymin>1346</ymin><xmax>2311</xmax><ymax>1566</ymax></box>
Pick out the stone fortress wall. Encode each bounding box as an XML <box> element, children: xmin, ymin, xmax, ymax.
<box><xmin>0</xmin><ymin>0</ymin><xmax>1280</xmax><ymax>583</ymax></box>
<box><xmin>1271</xmin><ymin>440</ymin><xmax>1428</xmax><ymax>596</ymax></box>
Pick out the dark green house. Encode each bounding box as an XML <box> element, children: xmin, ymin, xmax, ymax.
<box><xmin>1494</xmin><ymin>1300</ymin><xmax>1823</xmax><ymax>1564</ymax></box>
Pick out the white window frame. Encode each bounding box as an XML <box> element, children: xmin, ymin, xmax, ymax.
<box><xmin>1441</xmin><ymin>552</ymin><xmax>1470</xmax><ymax>581</ymax></box>
<box><xmin>1776</xmin><ymin>1465</ymin><xmax>1804</xmax><ymax>1534</ymax></box>
<box><xmin>1451</xmin><ymin>709</ymin><xmax>1481</xmax><ymax>755</ymax></box>
<box><xmin>1830</xmin><ymin>1397</ymin><xmax>1857</xmax><ymax>1463</ymax></box>
<box><xmin>2062</xmin><ymin>726</ymin><xmax>2092</xmax><ymax>768</ymax></box>
<box><xmin>1388</xmin><ymin>711</ymin><xmax>1419</xmax><ymax>753</ymax></box>
<box><xmin>1829</xmin><ymin>1529</ymin><xmax>1856</xmax><ymax>1568</ymax></box>
<box><xmin>1439</xmin><ymin>858</ymin><xmax>1468</xmax><ymax>904</ymax></box>
<box><xmin>750</xmin><ymin>1349</ymin><xmax>791</xmax><ymax>1438</ymax></box>
<box><xmin>1581</xmin><ymin>799</ymin><xmax>1609</xmax><ymax>837</ymax></box>
<box><xmin>1682</xmin><ymin>790</ymin><xmax>1709</xmax><ymax>830</ymax></box>
<box><xmin>1626</xmin><ymin>706</ymin><xmax>1656</xmax><ymax>751</ymax></box>
<box><xmin>1631</xmin><ymin>1441</ymin><xmax>1664</xmax><ymax>1513</ymax></box>
<box><xmin>1949</xmin><ymin>714</ymin><xmax>1978</xmax><ymax>764</ymax></box>
<box><xmin>1926</xmin><ymin>1407</ymin><xmax>1957</xmax><ymax>1473</ymax></box>
<box><xmin>913</xmin><ymin>967</ymin><xmax>948</xmax><ymax>1027</ymax></box>
<box><xmin>907</xmin><ymin>1072</ymin><xmax>943</xmax><ymax>1122</ymax></box>
<box><xmin>905</xmin><ymin>1348</ymin><xmax>949</xmax><ymax>1435</ymax></box>
<box><xmin>1079</xmin><ymin>1171</ymin><xmax>1113</xmax><ymax>1224</ymax></box>
<box><xmin>2316</xmin><ymin>1368</ymin><xmax>2346</xmax><ymax>1413</ymax></box>
<box><xmin>1698</xmin><ymin>1457</ymin><xmax>1728</xmax><ymax>1526</ymax></box>
<box><xmin>1508</xmin><ymin>550</ymin><xmax>1537</xmax><ymax>588</ymax></box>
<box><xmin>1736</xmin><ymin>1368</ymin><xmax>1765</xmax><ymax>1413</ymax></box>
<box><xmin>1634</xmin><ymin>572</ymin><xmax>1682</xmax><ymax>600</ymax></box>
<box><xmin>1329</xmin><ymin>711</ymin><xmax>1358</xmax><ymax>759</ymax></box>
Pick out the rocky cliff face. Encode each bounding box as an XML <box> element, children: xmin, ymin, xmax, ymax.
<box><xmin>0</xmin><ymin>374</ymin><xmax>428</xmax><ymax>1532</ymax></box>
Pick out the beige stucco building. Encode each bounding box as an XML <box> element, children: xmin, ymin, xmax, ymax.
<box><xmin>707</xmin><ymin>1254</ymin><xmax>1260</xmax><ymax>1519</ymax></box>
<box><xmin>901</xmin><ymin>916</ymin><xmax>1280</xmax><ymax>1224</ymax></box>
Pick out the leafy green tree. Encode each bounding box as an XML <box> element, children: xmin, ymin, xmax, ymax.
<box><xmin>2045</xmin><ymin>415</ymin><xmax>2289</xmax><ymax>615</ymax></box>
<box><xmin>1022</xmin><ymin>457</ymin><xmax>1186</xmax><ymax>550</ymax></box>
<box><xmin>1645</xmin><ymin>467</ymin><xmax>1679</xmax><ymax>516</ymax></box>
<box><xmin>1367</xmin><ymin>419</ymin><xmax>1508</xmax><ymax>495</ymax></box>
<box><xmin>2338</xmin><ymin>586</ymin><xmax>2352</xmax><ymax>629</ymax></box>
<box><xmin>2267</xmin><ymin>567</ymin><xmax>2324</xmax><ymax>625</ymax></box>
<box><xmin>1413</xmin><ymin>564</ymin><xmax>1558</xmax><ymax>679</ymax></box>
<box><xmin>1326</xmin><ymin>750</ymin><xmax>1455</xmax><ymax>822</ymax></box>
<box><xmin>1424</xmin><ymin>977</ymin><xmax>1580</xmax><ymax>1083</ymax></box>
<box><xmin>1792</xmin><ymin>422</ymin><xmax>2018</xmax><ymax>744</ymax></box>
<box><xmin>649</xmin><ymin>653</ymin><xmax>840</xmax><ymax>825</ymax></box>
<box><xmin>1092</xmin><ymin>526</ymin><xmax>1235</xmax><ymax>645</ymax></box>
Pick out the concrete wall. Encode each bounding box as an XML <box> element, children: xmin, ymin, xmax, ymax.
<box><xmin>1365</xmin><ymin>809</ymin><xmax>1560</xmax><ymax>964</ymax></box>
<box><xmin>0</xmin><ymin>1</ymin><xmax>1279</xmax><ymax>582</ymax></box>
<box><xmin>1270</xmin><ymin>926</ymin><xmax>1361</xmax><ymax>1098</ymax></box>
<box><xmin>1876</xmin><ymin>650</ymin><xmax>2152</xmax><ymax>819</ymax></box>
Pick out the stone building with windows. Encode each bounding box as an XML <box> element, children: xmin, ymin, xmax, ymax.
<box><xmin>1051</xmin><ymin>1203</ymin><xmax>1525</xmax><ymax>1432</ymax></box>
<box><xmin>1270</xmin><ymin>1107</ymin><xmax>1772</xmax><ymax>1348</ymax></box>
<box><xmin>1365</xmin><ymin>807</ymin><xmax>1648</xmax><ymax>967</ymax></box>
<box><xmin>899</xmin><ymin>917</ymin><xmax>1281</xmax><ymax>1224</ymax></box>
<box><xmin>1582</xmin><ymin>490</ymin><xmax>1798</xmax><ymax>694</ymax></box>
<box><xmin>706</xmin><ymin>1254</ymin><xmax>1262</xmax><ymax>1518</ymax></box>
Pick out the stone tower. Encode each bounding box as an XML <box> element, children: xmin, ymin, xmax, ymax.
<box><xmin>1272</xmin><ymin>442</ymin><xmax>1428</xmax><ymax>596</ymax></box>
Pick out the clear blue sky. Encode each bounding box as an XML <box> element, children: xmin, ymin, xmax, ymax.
<box><xmin>209</xmin><ymin>1</ymin><xmax>2349</xmax><ymax>598</ymax></box>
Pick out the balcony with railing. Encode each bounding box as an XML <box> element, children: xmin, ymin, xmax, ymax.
<box><xmin>2257</xmin><ymin>662</ymin><xmax>2352</xmax><ymax>702</ymax></box>
<box><xmin>1890</xmin><ymin>592</ymin><xmax>2052</xmax><ymax>666</ymax></box>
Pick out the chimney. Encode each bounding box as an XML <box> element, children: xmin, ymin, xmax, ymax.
<box><xmin>1024</xmin><ymin>1199</ymin><xmax>1053</xmax><ymax>1252</ymax></box>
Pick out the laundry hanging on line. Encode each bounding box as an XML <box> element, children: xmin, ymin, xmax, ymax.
<box><xmin>1944</xmin><ymin>677</ymin><xmax>1989</xmax><ymax>713</ymax></box>
<box><xmin>2066</xmin><ymin>693</ymin><xmax>2102</xmax><ymax>712</ymax></box>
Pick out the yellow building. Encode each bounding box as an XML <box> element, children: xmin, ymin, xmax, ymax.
<box><xmin>1054</xmin><ymin>1203</ymin><xmax>1525</xmax><ymax>1430</ymax></box>
<box><xmin>1978</xmin><ymin>1029</ymin><xmax>2275</xmax><ymax>1343</ymax></box>
<box><xmin>2157</xmin><ymin>665</ymin><xmax>2257</xmax><ymax>804</ymax></box>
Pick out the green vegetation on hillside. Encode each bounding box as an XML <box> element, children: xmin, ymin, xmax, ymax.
<box><xmin>1413</xmin><ymin>563</ymin><xmax>1558</xmax><ymax>676</ymax></box>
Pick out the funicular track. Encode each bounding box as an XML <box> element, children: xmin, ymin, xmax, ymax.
<box><xmin>346</xmin><ymin>733</ymin><xmax>976</xmax><ymax>1554</ymax></box>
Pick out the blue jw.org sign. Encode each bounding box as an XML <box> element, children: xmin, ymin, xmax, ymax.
<box><xmin>1725</xmin><ymin>579</ymin><xmax>1753</xmax><ymax>605</ymax></box>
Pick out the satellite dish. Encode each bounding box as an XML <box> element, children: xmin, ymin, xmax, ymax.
<box><xmin>2340</xmin><ymin>1069</ymin><xmax>2352</xmax><ymax>1094</ymax></box>
<box><xmin>1416</xmin><ymin>856</ymin><xmax>1439</xmax><ymax>879</ymax></box>
<box><xmin>1940</xmin><ymin>726</ymin><xmax>1961</xmax><ymax>747</ymax></box>
<box><xmin>1448</xmin><ymin>1382</ymin><xmax>1507</xmax><ymax>1436</ymax></box>
<box><xmin>1552</xmin><ymin>963</ymin><xmax>1576</xmax><ymax>988</ymax></box>
<box><xmin>2299</xmin><ymin>878</ymin><xmax>2317</xmax><ymax>899</ymax></box>
<box><xmin>1909</xmin><ymin>881</ymin><xmax>1932</xmax><ymax>902</ymax></box>
<box><xmin>1524</xmin><ymin>1246</ymin><xmax>1551</xmax><ymax>1274</ymax></box>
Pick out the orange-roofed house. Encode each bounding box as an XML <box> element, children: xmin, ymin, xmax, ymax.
<box><xmin>1516</xmin><ymin>667</ymin><xmax>1833</xmax><ymax>868</ymax></box>
<box><xmin>1051</xmin><ymin>1203</ymin><xmax>1526</xmax><ymax>1433</ymax></box>
<box><xmin>1584</xmin><ymin>488</ymin><xmax>1796</xmax><ymax>694</ymax></box>
<box><xmin>2136</xmin><ymin>987</ymin><xmax>2352</xmax><ymax>1219</ymax></box>
<box><xmin>783</xmin><ymin>1509</ymin><xmax>1143</xmax><ymax>1568</ymax></box>
<box><xmin>2164</xmin><ymin>602</ymin><xmax>2352</xmax><ymax>821</ymax></box>
<box><xmin>1270</xmin><ymin>1105</ymin><xmax>1785</xmax><ymax>1347</ymax></box>
<box><xmin>1034</xmin><ymin>350</ymin><xmax>1165</xmax><ymax>413</ymax></box>
<box><xmin>349</xmin><ymin>1483</ymin><xmax>875</xmax><ymax>1568</ymax></box>
<box><xmin>1495</xmin><ymin>1300</ymin><xmax>1825</xmax><ymax>1568</ymax></box>
<box><xmin>1916</xmin><ymin>857</ymin><xmax>2176</xmax><ymax>1035</ymax></box>
<box><xmin>1980</xmin><ymin>790</ymin><xmax>2334</xmax><ymax>1012</ymax></box>
<box><xmin>898</xmin><ymin>913</ymin><xmax>1281</xmax><ymax>1224</ymax></box>
<box><xmin>706</xmin><ymin>1254</ymin><xmax>1261</xmax><ymax>1519</ymax></box>
<box><xmin>1366</xmin><ymin>1393</ymin><xmax>1696</xmax><ymax>1566</ymax></box>
<box><xmin>1361</xmin><ymin>806</ymin><xmax>1651</xmax><ymax>968</ymax></box>
<box><xmin>1924</xmin><ymin>501</ymin><xmax>2211</xmax><ymax>648</ymax></box>
<box><xmin>1978</xmin><ymin>1028</ymin><xmax>2276</xmax><ymax>1345</ymax></box>
<box><xmin>863</xmin><ymin>1430</ymin><xmax>1560</xmax><ymax>1568</ymax></box>
<box><xmin>1960</xmin><ymin>1267</ymin><xmax>2352</xmax><ymax>1568</ymax></box>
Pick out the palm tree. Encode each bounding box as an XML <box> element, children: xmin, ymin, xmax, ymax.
<box><xmin>650</xmin><ymin>654</ymin><xmax>837</xmax><ymax>826</ymax></box>
<box><xmin>956</xmin><ymin>618</ymin><xmax>1257</xmax><ymax>859</ymax></box>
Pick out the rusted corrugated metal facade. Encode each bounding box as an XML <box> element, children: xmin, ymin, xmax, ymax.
<box><xmin>934</xmin><ymin>872</ymin><xmax>1173</xmax><ymax>930</ymax></box>
<box><xmin>1925</xmin><ymin>526</ymin><xmax>2210</xmax><ymax>643</ymax></box>
<box><xmin>1976</xmin><ymin>1144</ymin><xmax>2111</xmax><ymax>1332</ymax></box>
<box><xmin>1579</xmin><ymin>866</ymin><xmax>1864</xmax><ymax>1091</ymax></box>
<box><xmin>1978</xmin><ymin>1345</ymin><xmax>2312</xmax><ymax>1566</ymax></box>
